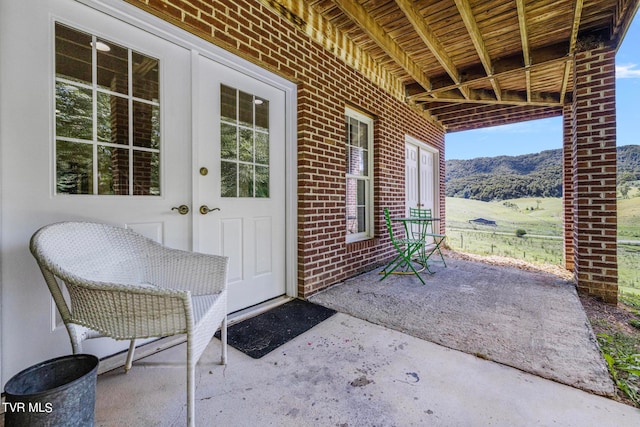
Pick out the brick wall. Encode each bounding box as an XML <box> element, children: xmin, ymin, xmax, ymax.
<box><xmin>127</xmin><ymin>0</ymin><xmax>446</xmax><ymax>297</ymax></box>
<box><xmin>571</xmin><ymin>46</ymin><xmax>618</xmax><ymax>304</ymax></box>
<box><xmin>562</xmin><ymin>103</ymin><xmax>574</xmax><ymax>270</ymax></box>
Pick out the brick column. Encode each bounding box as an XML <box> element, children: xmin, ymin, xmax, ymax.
<box><xmin>572</xmin><ymin>46</ymin><xmax>618</xmax><ymax>304</ymax></box>
<box><xmin>562</xmin><ymin>104</ymin><xmax>574</xmax><ymax>270</ymax></box>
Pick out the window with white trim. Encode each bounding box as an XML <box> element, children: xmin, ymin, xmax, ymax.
<box><xmin>345</xmin><ymin>108</ymin><xmax>374</xmax><ymax>242</ymax></box>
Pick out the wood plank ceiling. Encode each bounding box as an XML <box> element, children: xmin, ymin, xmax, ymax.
<box><xmin>287</xmin><ymin>0</ymin><xmax>639</xmax><ymax>132</ymax></box>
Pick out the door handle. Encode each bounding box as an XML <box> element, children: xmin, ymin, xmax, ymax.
<box><xmin>200</xmin><ymin>205</ymin><xmax>220</xmax><ymax>215</ymax></box>
<box><xmin>171</xmin><ymin>205</ymin><xmax>190</xmax><ymax>215</ymax></box>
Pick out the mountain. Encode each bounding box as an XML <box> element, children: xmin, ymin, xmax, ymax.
<box><xmin>445</xmin><ymin>145</ymin><xmax>640</xmax><ymax>201</ymax></box>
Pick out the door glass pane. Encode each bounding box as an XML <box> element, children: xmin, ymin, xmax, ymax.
<box><xmin>56</xmin><ymin>82</ymin><xmax>93</xmax><ymax>140</ymax></box>
<box><xmin>221</xmin><ymin>85</ymin><xmax>237</xmax><ymax>122</ymax></box>
<box><xmin>56</xmin><ymin>141</ymin><xmax>93</xmax><ymax>194</ymax></box>
<box><xmin>133</xmin><ymin>151</ymin><xmax>159</xmax><ymax>195</ymax></box>
<box><xmin>255</xmin><ymin>132</ymin><xmax>269</xmax><ymax>164</ymax></box>
<box><xmin>132</xmin><ymin>52</ymin><xmax>159</xmax><ymax>101</ymax></box>
<box><xmin>239</xmin><ymin>128</ymin><xmax>253</xmax><ymax>162</ymax></box>
<box><xmin>97</xmin><ymin>40</ymin><xmax>128</xmax><ymax>95</ymax></box>
<box><xmin>256</xmin><ymin>165</ymin><xmax>269</xmax><ymax>197</ymax></box>
<box><xmin>221</xmin><ymin>161</ymin><xmax>237</xmax><ymax>197</ymax></box>
<box><xmin>98</xmin><ymin>145</ymin><xmax>129</xmax><ymax>195</ymax></box>
<box><xmin>255</xmin><ymin>97</ymin><xmax>269</xmax><ymax>131</ymax></box>
<box><xmin>55</xmin><ymin>24</ymin><xmax>91</xmax><ymax>84</ymax></box>
<box><xmin>55</xmin><ymin>23</ymin><xmax>161</xmax><ymax>196</ymax></box>
<box><xmin>133</xmin><ymin>101</ymin><xmax>160</xmax><ymax>149</ymax></box>
<box><xmin>239</xmin><ymin>164</ymin><xmax>254</xmax><ymax>197</ymax></box>
<box><xmin>221</xmin><ymin>123</ymin><xmax>237</xmax><ymax>160</ymax></box>
<box><xmin>220</xmin><ymin>84</ymin><xmax>270</xmax><ymax>198</ymax></box>
<box><xmin>238</xmin><ymin>91</ymin><xmax>253</xmax><ymax>127</ymax></box>
<box><xmin>97</xmin><ymin>92</ymin><xmax>128</xmax><ymax>144</ymax></box>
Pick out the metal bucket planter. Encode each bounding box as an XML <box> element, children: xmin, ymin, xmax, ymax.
<box><xmin>3</xmin><ymin>354</ymin><xmax>99</xmax><ymax>427</ymax></box>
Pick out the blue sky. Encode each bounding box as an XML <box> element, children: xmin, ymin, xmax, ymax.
<box><xmin>445</xmin><ymin>15</ymin><xmax>640</xmax><ymax>160</ymax></box>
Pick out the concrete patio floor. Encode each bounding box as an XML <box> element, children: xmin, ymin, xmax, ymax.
<box><xmin>94</xmin><ymin>312</ymin><xmax>640</xmax><ymax>426</ymax></box>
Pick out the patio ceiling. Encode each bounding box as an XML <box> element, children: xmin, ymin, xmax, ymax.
<box><xmin>300</xmin><ymin>0</ymin><xmax>639</xmax><ymax>132</ymax></box>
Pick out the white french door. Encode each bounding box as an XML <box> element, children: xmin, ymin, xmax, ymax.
<box><xmin>405</xmin><ymin>137</ymin><xmax>438</xmax><ymax>216</ymax></box>
<box><xmin>1</xmin><ymin>0</ymin><xmax>192</xmax><ymax>384</ymax></box>
<box><xmin>194</xmin><ymin>56</ymin><xmax>287</xmax><ymax>313</ymax></box>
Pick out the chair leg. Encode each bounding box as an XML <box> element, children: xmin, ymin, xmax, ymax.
<box><xmin>221</xmin><ymin>316</ymin><xmax>228</xmax><ymax>365</ymax></box>
<box><xmin>380</xmin><ymin>244</ymin><xmax>426</xmax><ymax>285</ymax></box>
<box><xmin>124</xmin><ymin>339</ymin><xmax>136</xmax><ymax>373</ymax></box>
<box><xmin>187</xmin><ymin>343</ymin><xmax>195</xmax><ymax>427</ymax></box>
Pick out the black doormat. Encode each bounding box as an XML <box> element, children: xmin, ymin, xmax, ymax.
<box><xmin>216</xmin><ymin>299</ymin><xmax>336</xmax><ymax>359</ymax></box>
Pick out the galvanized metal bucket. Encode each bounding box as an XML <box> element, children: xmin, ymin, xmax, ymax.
<box><xmin>3</xmin><ymin>354</ymin><xmax>99</xmax><ymax>427</ymax></box>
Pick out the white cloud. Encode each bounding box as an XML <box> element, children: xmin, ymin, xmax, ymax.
<box><xmin>616</xmin><ymin>64</ymin><xmax>640</xmax><ymax>79</ymax></box>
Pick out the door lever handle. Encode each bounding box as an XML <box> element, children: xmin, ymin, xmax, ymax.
<box><xmin>199</xmin><ymin>205</ymin><xmax>220</xmax><ymax>215</ymax></box>
<box><xmin>171</xmin><ymin>205</ymin><xmax>190</xmax><ymax>215</ymax></box>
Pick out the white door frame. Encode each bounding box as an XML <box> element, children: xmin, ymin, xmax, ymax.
<box><xmin>405</xmin><ymin>135</ymin><xmax>441</xmax><ymax>219</ymax></box>
<box><xmin>75</xmin><ymin>0</ymin><xmax>299</xmax><ymax>300</ymax></box>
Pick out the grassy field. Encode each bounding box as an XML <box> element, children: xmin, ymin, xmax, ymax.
<box><xmin>445</xmin><ymin>196</ymin><xmax>640</xmax><ymax>295</ymax></box>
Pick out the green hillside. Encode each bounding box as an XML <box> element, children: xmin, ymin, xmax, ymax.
<box><xmin>446</xmin><ymin>145</ymin><xmax>640</xmax><ymax>201</ymax></box>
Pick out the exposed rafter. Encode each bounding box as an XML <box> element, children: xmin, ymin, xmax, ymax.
<box><xmin>415</xmin><ymin>87</ymin><xmax>561</xmax><ymax>107</ymax></box>
<box><xmin>453</xmin><ymin>0</ymin><xmax>501</xmax><ymax>101</ymax></box>
<box><xmin>560</xmin><ymin>0</ymin><xmax>584</xmax><ymax>103</ymax></box>
<box><xmin>332</xmin><ymin>0</ymin><xmax>432</xmax><ymax>92</ymax></box>
<box><xmin>395</xmin><ymin>0</ymin><xmax>469</xmax><ymax>99</ymax></box>
<box><xmin>515</xmin><ymin>0</ymin><xmax>532</xmax><ymax>102</ymax></box>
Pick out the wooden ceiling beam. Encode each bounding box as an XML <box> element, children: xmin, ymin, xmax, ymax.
<box><xmin>444</xmin><ymin>108</ymin><xmax>562</xmax><ymax>132</ymax></box>
<box><xmin>515</xmin><ymin>0</ymin><xmax>532</xmax><ymax>102</ymax></box>
<box><xmin>332</xmin><ymin>0</ymin><xmax>432</xmax><ymax>92</ymax></box>
<box><xmin>560</xmin><ymin>0</ymin><xmax>584</xmax><ymax>104</ymax></box>
<box><xmin>453</xmin><ymin>0</ymin><xmax>501</xmax><ymax>100</ymax></box>
<box><xmin>395</xmin><ymin>0</ymin><xmax>469</xmax><ymax>99</ymax></box>
<box><xmin>416</xmin><ymin>88</ymin><xmax>561</xmax><ymax>107</ymax></box>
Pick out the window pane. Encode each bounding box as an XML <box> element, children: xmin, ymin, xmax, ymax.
<box><xmin>239</xmin><ymin>164</ymin><xmax>254</xmax><ymax>197</ymax></box>
<box><xmin>97</xmin><ymin>40</ymin><xmax>128</xmax><ymax>95</ymax></box>
<box><xmin>239</xmin><ymin>91</ymin><xmax>253</xmax><ymax>127</ymax></box>
<box><xmin>133</xmin><ymin>151</ymin><xmax>159</xmax><ymax>195</ymax></box>
<box><xmin>221</xmin><ymin>161</ymin><xmax>237</xmax><ymax>197</ymax></box>
<box><xmin>255</xmin><ymin>165</ymin><xmax>269</xmax><ymax>198</ymax></box>
<box><xmin>97</xmin><ymin>92</ymin><xmax>128</xmax><ymax>144</ymax></box>
<box><xmin>132</xmin><ymin>52</ymin><xmax>159</xmax><ymax>101</ymax></box>
<box><xmin>56</xmin><ymin>141</ymin><xmax>93</xmax><ymax>194</ymax></box>
<box><xmin>98</xmin><ymin>145</ymin><xmax>129</xmax><ymax>195</ymax></box>
<box><xmin>357</xmin><ymin>207</ymin><xmax>366</xmax><ymax>233</ymax></box>
<box><xmin>357</xmin><ymin>122</ymin><xmax>369</xmax><ymax>148</ymax></box>
<box><xmin>348</xmin><ymin>117</ymin><xmax>358</xmax><ymax>145</ymax></box>
<box><xmin>239</xmin><ymin>128</ymin><xmax>253</xmax><ymax>162</ymax></box>
<box><xmin>221</xmin><ymin>123</ymin><xmax>237</xmax><ymax>160</ymax></box>
<box><xmin>347</xmin><ymin>147</ymin><xmax>368</xmax><ymax>176</ymax></box>
<box><xmin>56</xmin><ymin>82</ymin><xmax>93</xmax><ymax>140</ymax></box>
<box><xmin>55</xmin><ymin>24</ymin><xmax>92</xmax><ymax>84</ymax></box>
<box><xmin>133</xmin><ymin>101</ymin><xmax>159</xmax><ymax>149</ymax></box>
<box><xmin>357</xmin><ymin>180</ymin><xmax>366</xmax><ymax>205</ymax></box>
<box><xmin>255</xmin><ymin>132</ymin><xmax>269</xmax><ymax>165</ymax></box>
<box><xmin>221</xmin><ymin>85</ymin><xmax>237</xmax><ymax>123</ymax></box>
<box><xmin>255</xmin><ymin>97</ymin><xmax>269</xmax><ymax>131</ymax></box>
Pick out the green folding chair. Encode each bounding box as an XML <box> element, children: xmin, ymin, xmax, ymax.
<box><xmin>380</xmin><ymin>208</ymin><xmax>426</xmax><ymax>285</ymax></box>
<box><xmin>408</xmin><ymin>207</ymin><xmax>447</xmax><ymax>273</ymax></box>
